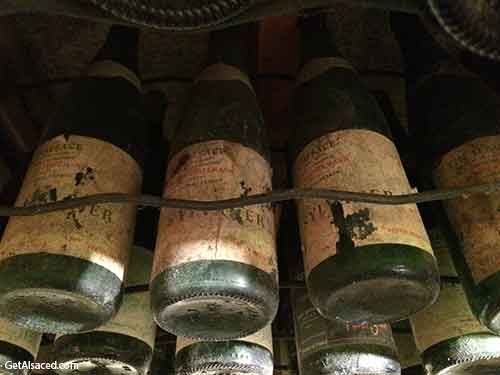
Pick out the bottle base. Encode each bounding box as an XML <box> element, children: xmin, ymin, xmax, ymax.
<box><xmin>53</xmin><ymin>332</ymin><xmax>152</xmax><ymax>375</ymax></box>
<box><xmin>0</xmin><ymin>253</ymin><xmax>122</xmax><ymax>333</ymax></box>
<box><xmin>301</xmin><ymin>345</ymin><xmax>400</xmax><ymax>375</ymax></box>
<box><xmin>175</xmin><ymin>341</ymin><xmax>273</xmax><ymax>375</ymax></box>
<box><xmin>423</xmin><ymin>333</ymin><xmax>500</xmax><ymax>375</ymax></box>
<box><xmin>307</xmin><ymin>244</ymin><xmax>440</xmax><ymax>323</ymax></box>
<box><xmin>151</xmin><ymin>260</ymin><xmax>278</xmax><ymax>340</ymax></box>
<box><xmin>0</xmin><ymin>341</ymin><xmax>34</xmax><ymax>375</ymax></box>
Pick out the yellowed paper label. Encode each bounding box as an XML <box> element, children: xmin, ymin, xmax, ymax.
<box><xmin>434</xmin><ymin>135</ymin><xmax>500</xmax><ymax>283</ymax></box>
<box><xmin>176</xmin><ymin>325</ymin><xmax>273</xmax><ymax>353</ymax></box>
<box><xmin>0</xmin><ymin>318</ymin><xmax>42</xmax><ymax>356</ymax></box>
<box><xmin>96</xmin><ymin>292</ymin><xmax>156</xmax><ymax>348</ymax></box>
<box><xmin>153</xmin><ymin>140</ymin><xmax>277</xmax><ymax>279</ymax></box>
<box><xmin>411</xmin><ymin>281</ymin><xmax>487</xmax><ymax>352</ymax></box>
<box><xmin>294</xmin><ymin>130</ymin><xmax>433</xmax><ymax>275</ymax></box>
<box><xmin>0</xmin><ymin>135</ymin><xmax>142</xmax><ymax>280</ymax></box>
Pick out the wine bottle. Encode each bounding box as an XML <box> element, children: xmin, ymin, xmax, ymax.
<box><xmin>149</xmin><ymin>339</ymin><xmax>175</xmax><ymax>375</ymax></box>
<box><xmin>53</xmin><ymin>246</ymin><xmax>156</xmax><ymax>375</ymax></box>
<box><xmin>292</xmin><ymin>289</ymin><xmax>400</xmax><ymax>375</ymax></box>
<box><xmin>410</xmin><ymin>204</ymin><xmax>500</xmax><ymax>374</ymax></box>
<box><xmin>291</xmin><ymin>13</ymin><xmax>439</xmax><ymax>323</ymax></box>
<box><xmin>392</xmin><ymin>328</ymin><xmax>421</xmax><ymax>373</ymax></box>
<box><xmin>392</xmin><ymin>12</ymin><xmax>500</xmax><ymax>334</ymax></box>
<box><xmin>175</xmin><ymin>325</ymin><xmax>273</xmax><ymax>375</ymax></box>
<box><xmin>0</xmin><ymin>25</ymin><xmax>146</xmax><ymax>334</ymax></box>
<box><xmin>150</xmin><ymin>24</ymin><xmax>278</xmax><ymax>340</ymax></box>
<box><xmin>0</xmin><ymin>319</ymin><xmax>42</xmax><ymax>375</ymax></box>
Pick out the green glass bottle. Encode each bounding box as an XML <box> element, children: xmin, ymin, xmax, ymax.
<box><xmin>292</xmin><ymin>289</ymin><xmax>400</xmax><ymax>375</ymax></box>
<box><xmin>0</xmin><ymin>319</ymin><xmax>42</xmax><ymax>375</ymax></box>
<box><xmin>392</xmin><ymin>12</ymin><xmax>500</xmax><ymax>334</ymax></box>
<box><xmin>53</xmin><ymin>246</ymin><xmax>156</xmax><ymax>375</ymax></box>
<box><xmin>150</xmin><ymin>24</ymin><xmax>278</xmax><ymax>340</ymax></box>
<box><xmin>175</xmin><ymin>325</ymin><xmax>274</xmax><ymax>375</ymax></box>
<box><xmin>291</xmin><ymin>13</ymin><xmax>439</xmax><ymax>323</ymax></box>
<box><xmin>392</xmin><ymin>326</ymin><xmax>421</xmax><ymax>374</ymax></box>
<box><xmin>149</xmin><ymin>339</ymin><xmax>175</xmax><ymax>375</ymax></box>
<box><xmin>0</xmin><ymin>25</ymin><xmax>147</xmax><ymax>334</ymax></box>
<box><xmin>409</xmin><ymin>204</ymin><xmax>500</xmax><ymax>375</ymax></box>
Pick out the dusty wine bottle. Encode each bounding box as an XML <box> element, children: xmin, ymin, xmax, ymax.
<box><xmin>53</xmin><ymin>246</ymin><xmax>156</xmax><ymax>375</ymax></box>
<box><xmin>392</xmin><ymin>327</ymin><xmax>421</xmax><ymax>374</ymax></box>
<box><xmin>291</xmin><ymin>14</ymin><xmax>439</xmax><ymax>323</ymax></box>
<box><xmin>175</xmin><ymin>325</ymin><xmax>274</xmax><ymax>375</ymax></box>
<box><xmin>150</xmin><ymin>24</ymin><xmax>278</xmax><ymax>340</ymax></box>
<box><xmin>0</xmin><ymin>319</ymin><xmax>42</xmax><ymax>375</ymax></box>
<box><xmin>392</xmin><ymin>13</ymin><xmax>500</xmax><ymax>334</ymax></box>
<box><xmin>292</xmin><ymin>289</ymin><xmax>400</xmax><ymax>375</ymax></box>
<box><xmin>0</xmin><ymin>25</ymin><xmax>146</xmax><ymax>334</ymax></box>
<box><xmin>410</xmin><ymin>204</ymin><xmax>500</xmax><ymax>375</ymax></box>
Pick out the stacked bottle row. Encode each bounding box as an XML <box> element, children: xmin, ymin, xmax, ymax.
<box><xmin>2</xmin><ymin>9</ymin><xmax>500</xmax><ymax>375</ymax></box>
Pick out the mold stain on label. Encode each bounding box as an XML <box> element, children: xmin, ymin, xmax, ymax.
<box><xmin>329</xmin><ymin>201</ymin><xmax>377</xmax><ymax>250</ymax></box>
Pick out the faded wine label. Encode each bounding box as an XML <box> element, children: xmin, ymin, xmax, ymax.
<box><xmin>0</xmin><ymin>318</ymin><xmax>42</xmax><ymax>356</ymax></box>
<box><xmin>411</xmin><ymin>281</ymin><xmax>487</xmax><ymax>352</ymax></box>
<box><xmin>294</xmin><ymin>129</ymin><xmax>433</xmax><ymax>275</ymax></box>
<box><xmin>434</xmin><ymin>135</ymin><xmax>500</xmax><ymax>283</ymax></box>
<box><xmin>152</xmin><ymin>140</ymin><xmax>277</xmax><ymax>279</ymax></box>
<box><xmin>293</xmin><ymin>291</ymin><xmax>395</xmax><ymax>362</ymax></box>
<box><xmin>176</xmin><ymin>325</ymin><xmax>273</xmax><ymax>354</ymax></box>
<box><xmin>96</xmin><ymin>292</ymin><xmax>156</xmax><ymax>348</ymax></box>
<box><xmin>0</xmin><ymin>135</ymin><xmax>142</xmax><ymax>280</ymax></box>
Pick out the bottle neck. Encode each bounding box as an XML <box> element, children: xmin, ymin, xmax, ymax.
<box><xmin>390</xmin><ymin>13</ymin><xmax>468</xmax><ymax>87</ymax></box>
<box><xmin>299</xmin><ymin>13</ymin><xmax>343</xmax><ymax>67</ymax></box>
<box><xmin>93</xmin><ymin>25</ymin><xmax>139</xmax><ymax>76</ymax></box>
<box><xmin>207</xmin><ymin>23</ymin><xmax>256</xmax><ymax>76</ymax></box>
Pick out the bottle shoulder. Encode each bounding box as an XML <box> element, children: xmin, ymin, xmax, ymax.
<box><xmin>290</xmin><ymin>68</ymin><xmax>391</xmax><ymax>162</ymax></box>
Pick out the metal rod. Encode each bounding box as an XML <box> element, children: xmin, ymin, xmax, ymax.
<box><xmin>0</xmin><ymin>181</ymin><xmax>499</xmax><ymax>217</ymax></box>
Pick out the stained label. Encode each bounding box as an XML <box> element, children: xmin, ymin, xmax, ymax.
<box><xmin>411</xmin><ymin>281</ymin><xmax>486</xmax><ymax>352</ymax></box>
<box><xmin>96</xmin><ymin>292</ymin><xmax>156</xmax><ymax>348</ymax></box>
<box><xmin>294</xmin><ymin>129</ymin><xmax>433</xmax><ymax>275</ymax></box>
<box><xmin>0</xmin><ymin>135</ymin><xmax>142</xmax><ymax>280</ymax></box>
<box><xmin>176</xmin><ymin>324</ymin><xmax>273</xmax><ymax>354</ymax></box>
<box><xmin>0</xmin><ymin>318</ymin><xmax>42</xmax><ymax>356</ymax></box>
<box><xmin>434</xmin><ymin>135</ymin><xmax>500</xmax><ymax>283</ymax></box>
<box><xmin>152</xmin><ymin>140</ymin><xmax>277</xmax><ymax>279</ymax></box>
<box><xmin>293</xmin><ymin>291</ymin><xmax>395</xmax><ymax>364</ymax></box>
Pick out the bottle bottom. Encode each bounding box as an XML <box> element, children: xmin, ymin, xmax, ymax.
<box><xmin>175</xmin><ymin>341</ymin><xmax>273</xmax><ymax>375</ymax></box>
<box><xmin>151</xmin><ymin>260</ymin><xmax>278</xmax><ymax>340</ymax></box>
<box><xmin>422</xmin><ymin>333</ymin><xmax>500</xmax><ymax>375</ymax></box>
<box><xmin>301</xmin><ymin>344</ymin><xmax>400</xmax><ymax>375</ymax></box>
<box><xmin>0</xmin><ymin>341</ymin><xmax>34</xmax><ymax>375</ymax></box>
<box><xmin>477</xmin><ymin>272</ymin><xmax>500</xmax><ymax>334</ymax></box>
<box><xmin>53</xmin><ymin>332</ymin><xmax>153</xmax><ymax>375</ymax></box>
<box><xmin>307</xmin><ymin>244</ymin><xmax>440</xmax><ymax>323</ymax></box>
<box><xmin>0</xmin><ymin>253</ymin><xmax>122</xmax><ymax>333</ymax></box>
